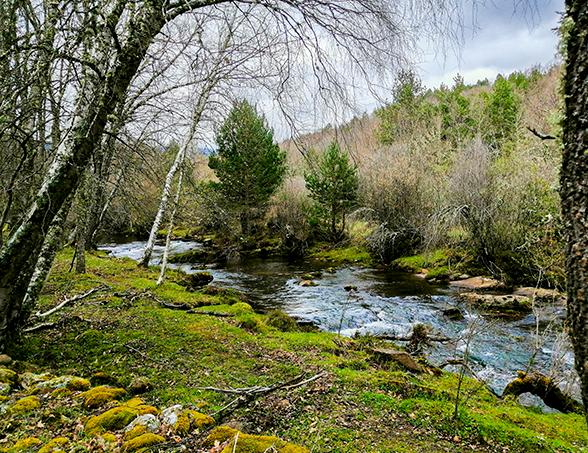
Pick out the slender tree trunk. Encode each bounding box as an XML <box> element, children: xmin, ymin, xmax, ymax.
<box><xmin>0</xmin><ymin>3</ymin><xmax>167</xmax><ymax>350</ymax></box>
<box><xmin>157</xmin><ymin>167</ymin><xmax>184</xmax><ymax>286</ymax></box>
<box><xmin>560</xmin><ymin>0</ymin><xmax>588</xmax><ymax>422</ymax></box>
<box><xmin>140</xmin><ymin>142</ymin><xmax>188</xmax><ymax>267</ymax></box>
<box><xmin>140</xmin><ymin>75</ymin><xmax>219</xmax><ymax>267</ymax></box>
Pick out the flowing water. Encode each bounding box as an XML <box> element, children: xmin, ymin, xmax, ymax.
<box><xmin>99</xmin><ymin>240</ymin><xmax>578</xmax><ymax>406</ymax></box>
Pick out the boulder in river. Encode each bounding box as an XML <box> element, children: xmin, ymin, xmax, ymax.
<box><xmin>178</xmin><ymin>272</ymin><xmax>214</xmax><ymax>291</ymax></box>
<box><xmin>458</xmin><ymin>292</ymin><xmax>531</xmax><ymax>314</ymax></box>
<box><xmin>513</xmin><ymin>287</ymin><xmax>566</xmax><ymax>305</ymax></box>
<box><xmin>441</xmin><ymin>306</ymin><xmax>464</xmax><ymax>320</ymax></box>
<box><xmin>450</xmin><ymin>276</ymin><xmax>508</xmax><ymax>292</ymax></box>
<box><xmin>299</xmin><ymin>280</ymin><xmax>317</xmax><ymax>287</ymax></box>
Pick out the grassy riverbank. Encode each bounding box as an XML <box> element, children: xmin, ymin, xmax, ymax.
<box><xmin>1</xmin><ymin>250</ymin><xmax>586</xmax><ymax>452</ymax></box>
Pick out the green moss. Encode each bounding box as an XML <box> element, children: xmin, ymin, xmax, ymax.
<box><xmin>231</xmin><ymin>302</ymin><xmax>254</xmax><ymax>313</ymax></box>
<box><xmin>124</xmin><ymin>424</ymin><xmax>147</xmax><ymax>441</ymax></box>
<box><xmin>9</xmin><ymin>395</ymin><xmax>41</xmax><ymax>414</ymax></box>
<box><xmin>9</xmin><ymin>249</ymin><xmax>586</xmax><ymax>452</ymax></box>
<box><xmin>207</xmin><ymin>426</ymin><xmax>309</xmax><ymax>453</ymax></box>
<box><xmin>121</xmin><ymin>433</ymin><xmax>165</xmax><ymax>452</ymax></box>
<box><xmin>237</xmin><ymin>314</ymin><xmax>264</xmax><ymax>332</ymax></box>
<box><xmin>6</xmin><ymin>437</ymin><xmax>42</xmax><ymax>452</ymax></box>
<box><xmin>38</xmin><ymin>437</ymin><xmax>69</xmax><ymax>453</ymax></box>
<box><xmin>265</xmin><ymin>310</ymin><xmax>298</xmax><ymax>332</ymax></box>
<box><xmin>310</xmin><ymin>245</ymin><xmax>371</xmax><ymax>266</ymax></box>
<box><xmin>174</xmin><ymin>409</ymin><xmax>214</xmax><ymax>434</ymax></box>
<box><xmin>78</xmin><ymin>386</ymin><xmax>126</xmax><ymax>409</ymax></box>
<box><xmin>85</xmin><ymin>406</ymin><xmax>139</xmax><ymax>434</ymax></box>
<box><xmin>0</xmin><ymin>367</ymin><xmax>17</xmax><ymax>384</ymax></box>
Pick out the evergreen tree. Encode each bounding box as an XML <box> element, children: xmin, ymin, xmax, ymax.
<box><xmin>304</xmin><ymin>142</ymin><xmax>359</xmax><ymax>240</ymax></box>
<box><xmin>376</xmin><ymin>70</ymin><xmax>434</xmax><ymax>144</ymax></box>
<box><xmin>483</xmin><ymin>75</ymin><xmax>520</xmax><ymax>149</ymax></box>
<box><xmin>209</xmin><ymin>100</ymin><xmax>286</xmax><ymax>235</ymax></box>
<box><xmin>436</xmin><ymin>75</ymin><xmax>477</xmax><ymax>146</ymax></box>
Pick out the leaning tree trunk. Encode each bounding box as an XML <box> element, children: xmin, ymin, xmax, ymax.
<box><xmin>157</xmin><ymin>167</ymin><xmax>185</xmax><ymax>286</ymax></box>
<box><xmin>0</xmin><ymin>3</ymin><xmax>168</xmax><ymax>351</ymax></box>
<box><xmin>560</xmin><ymin>0</ymin><xmax>588</xmax><ymax>422</ymax></box>
<box><xmin>140</xmin><ymin>73</ymin><xmax>220</xmax><ymax>267</ymax></box>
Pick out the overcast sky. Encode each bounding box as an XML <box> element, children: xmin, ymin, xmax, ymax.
<box><xmin>417</xmin><ymin>0</ymin><xmax>563</xmax><ymax>88</ymax></box>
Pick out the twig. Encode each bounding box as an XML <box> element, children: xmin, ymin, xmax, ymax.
<box><xmin>34</xmin><ymin>285</ymin><xmax>109</xmax><ymax>318</ymax></box>
<box><xmin>23</xmin><ymin>315</ymin><xmax>92</xmax><ymax>333</ymax></box>
<box><xmin>200</xmin><ymin>372</ymin><xmax>327</xmax><ymax>419</ymax></box>
<box><xmin>125</xmin><ymin>343</ymin><xmax>167</xmax><ymax>366</ymax></box>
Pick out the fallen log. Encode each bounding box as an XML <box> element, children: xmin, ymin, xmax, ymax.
<box><xmin>503</xmin><ymin>371</ymin><xmax>583</xmax><ymax>414</ymax></box>
<box><xmin>198</xmin><ymin>371</ymin><xmax>327</xmax><ymax>419</ymax></box>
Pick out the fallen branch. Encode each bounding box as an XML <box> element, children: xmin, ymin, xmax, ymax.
<box><xmin>24</xmin><ymin>315</ymin><xmax>92</xmax><ymax>333</ymax></box>
<box><xmin>199</xmin><ymin>372</ymin><xmax>327</xmax><ymax>419</ymax></box>
<box><xmin>527</xmin><ymin>126</ymin><xmax>556</xmax><ymax>140</ymax></box>
<box><xmin>34</xmin><ymin>285</ymin><xmax>110</xmax><ymax>318</ymax></box>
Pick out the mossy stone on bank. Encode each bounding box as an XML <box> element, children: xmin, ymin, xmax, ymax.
<box><xmin>207</xmin><ymin>426</ymin><xmax>309</xmax><ymax>453</ymax></box>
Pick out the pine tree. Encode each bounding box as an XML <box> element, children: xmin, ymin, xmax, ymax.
<box><xmin>209</xmin><ymin>100</ymin><xmax>286</xmax><ymax>236</ymax></box>
<box><xmin>304</xmin><ymin>142</ymin><xmax>359</xmax><ymax>240</ymax></box>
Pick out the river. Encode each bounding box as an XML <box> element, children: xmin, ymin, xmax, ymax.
<box><xmin>99</xmin><ymin>240</ymin><xmax>578</xmax><ymax>409</ymax></box>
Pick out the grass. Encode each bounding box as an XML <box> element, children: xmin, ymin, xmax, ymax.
<box><xmin>2</xmin><ymin>249</ymin><xmax>586</xmax><ymax>452</ymax></box>
<box><xmin>309</xmin><ymin>244</ymin><xmax>372</xmax><ymax>266</ymax></box>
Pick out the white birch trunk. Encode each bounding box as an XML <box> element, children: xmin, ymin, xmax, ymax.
<box><xmin>157</xmin><ymin>167</ymin><xmax>184</xmax><ymax>285</ymax></box>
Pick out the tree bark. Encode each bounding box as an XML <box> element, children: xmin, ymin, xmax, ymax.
<box><xmin>561</xmin><ymin>0</ymin><xmax>588</xmax><ymax>423</ymax></box>
<box><xmin>0</xmin><ymin>2</ymin><xmax>168</xmax><ymax>350</ymax></box>
<box><xmin>157</xmin><ymin>167</ymin><xmax>184</xmax><ymax>286</ymax></box>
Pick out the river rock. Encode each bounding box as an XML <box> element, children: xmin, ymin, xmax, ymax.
<box><xmin>442</xmin><ymin>306</ymin><xmax>464</xmax><ymax>320</ymax></box>
<box><xmin>458</xmin><ymin>292</ymin><xmax>531</xmax><ymax>313</ymax></box>
<box><xmin>299</xmin><ymin>280</ymin><xmax>317</xmax><ymax>287</ymax></box>
<box><xmin>180</xmin><ymin>272</ymin><xmax>214</xmax><ymax>291</ymax></box>
<box><xmin>450</xmin><ymin>277</ymin><xmax>507</xmax><ymax>292</ymax></box>
<box><xmin>513</xmin><ymin>287</ymin><xmax>566</xmax><ymax>305</ymax></box>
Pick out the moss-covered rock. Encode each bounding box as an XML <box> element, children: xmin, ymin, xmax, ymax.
<box><xmin>6</xmin><ymin>437</ymin><xmax>42</xmax><ymax>452</ymax></box>
<box><xmin>173</xmin><ymin>409</ymin><xmax>214</xmax><ymax>435</ymax></box>
<box><xmin>0</xmin><ymin>382</ymin><xmax>11</xmax><ymax>395</ymax></box>
<box><xmin>124</xmin><ymin>414</ymin><xmax>160</xmax><ymax>438</ymax></box>
<box><xmin>100</xmin><ymin>433</ymin><xmax>117</xmax><ymax>444</ymax></box>
<box><xmin>232</xmin><ymin>302</ymin><xmax>253</xmax><ymax>313</ymax></box>
<box><xmin>20</xmin><ymin>372</ymin><xmax>54</xmax><ymax>390</ymax></box>
<box><xmin>78</xmin><ymin>385</ymin><xmax>126</xmax><ymax>409</ymax></box>
<box><xmin>85</xmin><ymin>406</ymin><xmax>139</xmax><ymax>434</ymax></box>
<box><xmin>207</xmin><ymin>426</ymin><xmax>309</xmax><ymax>453</ymax></box>
<box><xmin>9</xmin><ymin>395</ymin><xmax>41</xmax><ymax>414</ymax></box>
<box><xmin>128</xmin><ymin>377</ymin><xmax>151</xmax><ymax>395</ymax></box>
<box><xmin>124</xmin><ymin>424</ymin><xmax>147</xmax><ymax>441</ymax></box>
<box><xmin>121</xmin><ymin>433</ymin><xmax>165</xmax><ymax>452</ymax></box>
<box><xmin>178</xmin><ymin>272</ymin><xmax>214</xmax><ymax>291</ymax></box>
<box><xmin>265</xmin><ymin>310</ymin><xmax>298</xmax><ymax>332</ymax></box>
<box><xmin>38</xmin><ymin>437</ymin><xmax>69</xmax><ymax>453</ymax></box>
<box><xmin>34</xmin><ymin>375</ymin><xmax>91</xmax><ymax>393</ymax></box>
<box><xmin>0</xmin><ymin>367</ymin><xmax>17</xmax><ymax>385</ymax></box>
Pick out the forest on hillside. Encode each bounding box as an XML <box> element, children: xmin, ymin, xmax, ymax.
<box><xmin>1</xmin><ymin>0</ymin><xmax>587</xmax><ymax>452</ymax></box>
